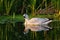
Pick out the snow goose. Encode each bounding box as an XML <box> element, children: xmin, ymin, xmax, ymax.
<box><xmin>23</xmin><ymin>14</ymin><xmax>52</xmax><ymax>34</ymax></box>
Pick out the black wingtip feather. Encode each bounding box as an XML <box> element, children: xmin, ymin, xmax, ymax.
<box><xmin>48</xmin><ymin>18</ymin><xmax>53</xmax><ymax>20</ymax></box>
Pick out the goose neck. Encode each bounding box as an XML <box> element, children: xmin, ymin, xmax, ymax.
<box><xmin>25</xmin><ymin>19</ymin><xmax>29</xmax><ymax>22</ymax></box>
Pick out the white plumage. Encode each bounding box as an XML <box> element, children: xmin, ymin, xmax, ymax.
<box><xmin>23</xmin><ymin>14</ymin><xmax>52</xmax><ymax>34</ymax></box>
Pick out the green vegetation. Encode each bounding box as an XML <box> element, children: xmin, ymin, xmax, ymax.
<box><xmin>0</xmin><ymin>0</ymin><xmax>60</xmax><ymax>40</ymax></box>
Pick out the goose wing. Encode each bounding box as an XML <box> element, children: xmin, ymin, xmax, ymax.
<box><xmin>29</xmin><ymin>18</ymin><xmax>49</xmax><ymax>23</ymax></box>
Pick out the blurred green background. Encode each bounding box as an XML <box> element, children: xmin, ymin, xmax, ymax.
<box><xmin>0</xmin><ymin>0</ymin><xmax>60</xmax><ymax>40</ymax></box>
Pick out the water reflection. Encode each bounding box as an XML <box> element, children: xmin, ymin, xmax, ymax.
<box><xmin>0</xmin><ymin>21</ymin><xmax>60</xmax><ymax>40</ymax></box>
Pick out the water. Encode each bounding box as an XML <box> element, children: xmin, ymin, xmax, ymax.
<box><xmin>0</xmin><ymin>21</ymin><xmax>60</xmax><ymax>40</ymax></box>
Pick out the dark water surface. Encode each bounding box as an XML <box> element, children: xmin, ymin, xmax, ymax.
<box><xmin>0</xmin><ymin>21</ymin><xmax>60</xmax><ymax>40</ymax></box>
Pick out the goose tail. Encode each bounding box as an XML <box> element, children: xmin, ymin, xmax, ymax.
<box><xmin>43</xmin><ymin>20</ymin><xmax>52</xmax><ymax>24</ymax></box>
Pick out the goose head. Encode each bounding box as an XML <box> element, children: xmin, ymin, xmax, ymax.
<box><xmin>23</xmin><ymin>14</ymin><xmax>29</xmax><ymax>19</ymax></box>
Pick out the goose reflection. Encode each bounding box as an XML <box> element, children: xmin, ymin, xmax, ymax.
<box><xmin>23</xmin><ymin>14</ymin><xmax>52</xmax><ymax>34</ymax></box>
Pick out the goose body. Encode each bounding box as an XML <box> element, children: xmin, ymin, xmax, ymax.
<box><xmin>23</xmin><ymin>14</ymin><xmax>52</xmax><ymax>34</ymax></box>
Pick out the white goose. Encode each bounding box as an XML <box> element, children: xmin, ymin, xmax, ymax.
<box><xmin>23</xmin><ymin>14</ymin><xmax>52</xmax><ymax>34</ymax></box>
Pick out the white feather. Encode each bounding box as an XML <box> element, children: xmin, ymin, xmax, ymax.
<box><xmin>23</xmin><ymin>14</ymin><xmax>52</xmax><ymax>34</ymax></box>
